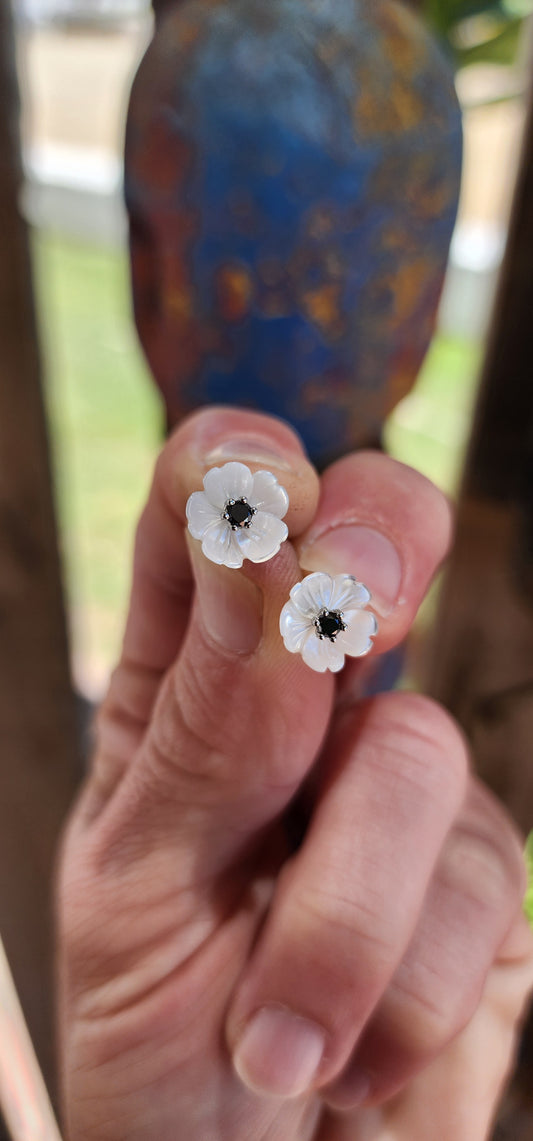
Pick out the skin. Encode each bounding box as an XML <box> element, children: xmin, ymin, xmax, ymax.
<box><xmin>57</xmin><ymin>408</ymin><xmax>533</xmax><ymax>1141</ymax></box>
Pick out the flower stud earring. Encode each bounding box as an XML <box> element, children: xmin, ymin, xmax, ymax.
<box><xmin>186</xmin><ymin>461</ymin><xmax>289</xmax><ymax>568</ymax></box>
<box><xmin>280</xmin><ymin>571</ymin><xmax>377</xmax><ymax>673</ymax></box>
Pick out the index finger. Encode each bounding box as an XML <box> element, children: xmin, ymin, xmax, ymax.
<box><xmin>92</xmin><ymin>407</ymin><xmax>320</xmax><ymax>806</ymax></box>
<box><xmin>123</xmin><ymin>406</ymin><xmax>319</xmax><ymax>674</ymax></box>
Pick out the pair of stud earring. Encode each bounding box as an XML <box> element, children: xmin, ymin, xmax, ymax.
<box><xmin>186</xmin><ymin>461</ymin><xmax>377</xmax><ymax>674</ymax></box>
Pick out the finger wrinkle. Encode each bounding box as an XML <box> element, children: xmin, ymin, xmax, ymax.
<box><xmin>437</xmin><ymin>826</ymin><xmax>524</xmax><ymax>911</ymax></box>
<box><xmin>290</xmin><ymin>885</ymin><xmax>396</xmax><ymax>968</ymax></box>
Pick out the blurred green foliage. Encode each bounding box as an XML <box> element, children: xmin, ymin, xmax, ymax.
<box><xmin>34</xmin><ymin>232</ymin><xmax>161</xmax><ymax>680</ymax></box>
<box><xmin>423</xmin><ymin>0</ymin><xmax>533</xmax><ymax>69</ymax></box>
<box><xmin>525</xmin><ymin>832</ymin><xmax>533</xmax><ymax>927</ymax></box>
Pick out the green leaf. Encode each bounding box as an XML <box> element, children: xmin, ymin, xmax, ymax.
<box><xmin>525</xmin><ymin>832</ymin><xmax>533</xmax><ymax>929</ymax></box>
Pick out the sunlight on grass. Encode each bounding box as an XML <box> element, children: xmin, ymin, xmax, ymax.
<box><xmin>386</xmin><ymin>334</ymin><xmax>482</xmax><ymax>682</ymax></box>
<box><xmin>34</xmin><ymin>231</ymin><xmax>161</xmax><ymax>692</ymax></box>
<box><xmin>385</xmin><ymin>334</ymin><xmax>482</xmax><ymax>496</ymax></box>
<box><xmin>525</xmin><ymin>832</ymin><xmax>533</xmax><ymax>929</ymax></box>
<box><xmin>33</xmin><ymin>231</ymin><xmax>482</xmax><ymax>691</ymax></box>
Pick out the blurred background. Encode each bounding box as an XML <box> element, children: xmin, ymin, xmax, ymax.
<box><xmin>12</xmin><ymin>0</ymin><xmax>533</xmax><ymax>698</ymax></box>
<box><xmin>1</xmin><ymin>4</ymin><xmax>533</xmax><ymax>1134</ymax></box>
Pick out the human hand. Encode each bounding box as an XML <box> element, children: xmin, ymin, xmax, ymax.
<box><xmin>57</xmin><ymin>408</ymin><xmax>533</xmax><ymax>1141</ymax></box>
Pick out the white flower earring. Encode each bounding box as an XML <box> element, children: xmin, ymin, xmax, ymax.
<box><xmin>280</xmin><ymin>571</ymin><xmax>377</xmax><ymax>673</ymax></box>
<box><xmin>186</xmin><ymin>461</ymin><xmax>289</xmax><ymax>568</ymax></box>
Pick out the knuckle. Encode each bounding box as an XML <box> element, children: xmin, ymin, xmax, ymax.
<box><xmin>387</xmin><ymin>974</ymin><xmax>476</xmax><ymax>1057</ymax></box>
<box><xmin>289</xmin><ymin>881</ymin><xmax>394</xmax><ymax>972</ymax></box>
<box><xmin>98</xmin><ymin>661</ymin><xmax>158</xmax><ymax>732</ymax></box>
<box><xmin>438</xmin><ymin>822</ymin><xmax>524</xmax><ymax>912</ymax></box>
<box><xmin>348</xmin><ymin>452</ymin><xmax>453</xmax><ymax>538</ymax></box>
<box><xmin>363</xmin><ymin>692</ymin><xmax>469</xmax><ymax>809</ymax></box>
<box><xmin>148</xmin><ymin>664</ymin><xmax>213</xmax><ymax>771</ymax></box>
<box><xmin>144</xmin><ymin>651</ymin><xmax>239</xmax><ymax>792</ymax></box>
<box><xmin>469</xmin><ymin>783</ymin><xmax>528</xmax><ymax>896</ymax></box>
<box><xmin>173</xmin><ymin>644</ymin><xmax>238</xmax><ymax>756</ymax></box>
<box><xmin>350</xmin><ymin>450</ymin><xmax>443</xmax><ymax>498</ymax></box>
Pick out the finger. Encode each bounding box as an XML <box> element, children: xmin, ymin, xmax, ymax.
<box><xmin>324</xmin><ymin>778</ymin><xmax>529</xmax><ymax>1110</ymax></box>
<box><xmin>91</xmin><ymin>407</ymin><xmax>321</xmax><ymax>806</ymax></box>
<box><xmin>120</xmin><ymin>405</ymin><xmax>318</xmax><ymax>675</ymax></box>
<box><xmin>89</xmin><ymin>411</ymin><xmax>332</xmax><ymax>884</ymax></box>
<box><xmin>124</xmin><ymin>406</ymin><xmax>320</xmax><ymax>669</ymax></box>
<box><xmin>227</xmin><ymin>691</ymin><xmax>468</xmax><ymax>1098</ymax></box>
<box><xmin>295</xmin><ymin>450</ymin><xmax>453</xmax><ymax>657</ymax></box>
<box><xmin>321</xmin><ymin>912</ymin><xmax>533</xmax><ymax>1141</ymax></box>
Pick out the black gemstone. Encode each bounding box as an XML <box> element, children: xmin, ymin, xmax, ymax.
<box><xmin>224</xmin><ymin>498</ymin><xmax>255</xmax><ymax>529</ymax></box>
<box><xmin>315</xmin><ymin>609</ymin><xmax>346</xmax><ymax>641</ymax></box>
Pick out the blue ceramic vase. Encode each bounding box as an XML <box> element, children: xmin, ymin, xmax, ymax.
<box><xmin>125</xmin><ymin>0</ymin><xmax>462</xmax><ymax>468</ymax></box>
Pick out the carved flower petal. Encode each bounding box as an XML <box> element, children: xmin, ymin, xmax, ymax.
<box><xmin>340</xmin><ymin>608</ymin><xmax>378</xmax><ymax>657</ymax></box>
<box><xmin>201</xmin><ymin>519</ymin><xmax>243</xmax><ymax>568</ymax></box>
<box><xmin>202</xmin><ymin>467</ymin><xmax>227</xmax><ymax>509</ymax></box>
<box><xmin>301</xmin><ymin>629</ymin><xmax>345</xmax><ymax>673</ymax></box>
<box><xmin>279</xmin><ymin>602</ymin><xmax>314</xmax><ymax>653</ymax></box>
<box><xmin>251</xmin><ymin>470</ymin><xmax>289</xmax><ymax>519</ymax></box>
<box><xmin>203</xmin><ymin>462</ymin><xmax>253</xmax><ymax>508</ymax></box>
<box><xmin>186</xmin><ymin>491</ymin><xmax>222</xmax><ymax>539</ymax></box>
<box><xmin>289</xmin><ymin>572</ymin><xmax>334</xmax><ymax>617</ymax></box>
<box><xmin>330</xmin><ymin>575</ymin><xmax>371</xmax><ymax>612</ymax></box>
<box><xmin>237</xmin><ymin>512</ymin><xmax>288</xmax><ymax>563</ymax></box>
<box><xmin>220</xmin><ymin>461</ymin><xmax>254</xmax><ymax>502</ymax></box>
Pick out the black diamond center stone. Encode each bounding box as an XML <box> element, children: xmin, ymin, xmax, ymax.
<box><xmin>224</xmin><ymin>498</ymin><xmax>255</xmax><ymax>529</ymax></box>
<box><xmin>315</xmin><ymin>609</ymin><xmax>346</xmax><ymax>641</ymax></box>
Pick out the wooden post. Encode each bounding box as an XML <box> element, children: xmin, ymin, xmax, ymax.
<box><xmin>152</xmin><ymin>0</ymin><xmax>174</xmax><ymax>17</ymax></box>
<box><xmin>429</xmin><ymin>76</ymin><xmax>533</xmax><ymax>831</ymax></box>
<box><xmin>0</xmin><ymin>0</ymin><xmax>79</xmax><ymax>1108</ymax></box>
<box><xmin>428</xmin><ymin>69</ymin><xmax>533</xmax><ymax>1140</ymax></box>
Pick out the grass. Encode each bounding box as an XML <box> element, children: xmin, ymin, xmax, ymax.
<box><xmin>33</xmin><ymin>230</ymin><xmax>482</xmax><ymax>690</ymax></box>
<box><xmin>385</xmin><ymin>334</ymin><xmax>481</xmax><ymax>495</ymax></box>
<box><xmin>526</xmin><ymin>833</ymin><xmax>533</xmax><ymax>928</ymax></box>
<box><xmin>33</xmin><ymin>231</ymin><xmax>162</xmax><ymax>691</ymax></box>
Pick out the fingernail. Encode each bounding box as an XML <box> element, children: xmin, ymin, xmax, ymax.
<box><xmin>233</xmin><ymin>1007</ymin><xmax>326</xmax><ymax>1099</ymax></box>
<box><xmin>299</xmin><ymin>525</ymin><xmax>402</xmax><ymax>616</ymax></box>
<box><xmin>343</xmin><ymin>1066</ymin><xmax>372</xmax><ymax>1108</ymax></box>
<box><xmin>328</xmin><ymin>1064</ymin><xmax>373</xmax><ymax>1110</ymax></box>
<box><xmin>204</xmin><ymin>437</ymin><xmax>294</xmax><ymax>471</ymax></box>
<box><xmin>188</xmin><ymin>538</ymin><xmax>262</xmax><ymax>655</ymax></box>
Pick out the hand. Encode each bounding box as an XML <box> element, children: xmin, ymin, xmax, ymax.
<box><xmin>57</xmin><ymin>408</ymin><xmax>533</xmax><ymax>1141</ymax></box>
